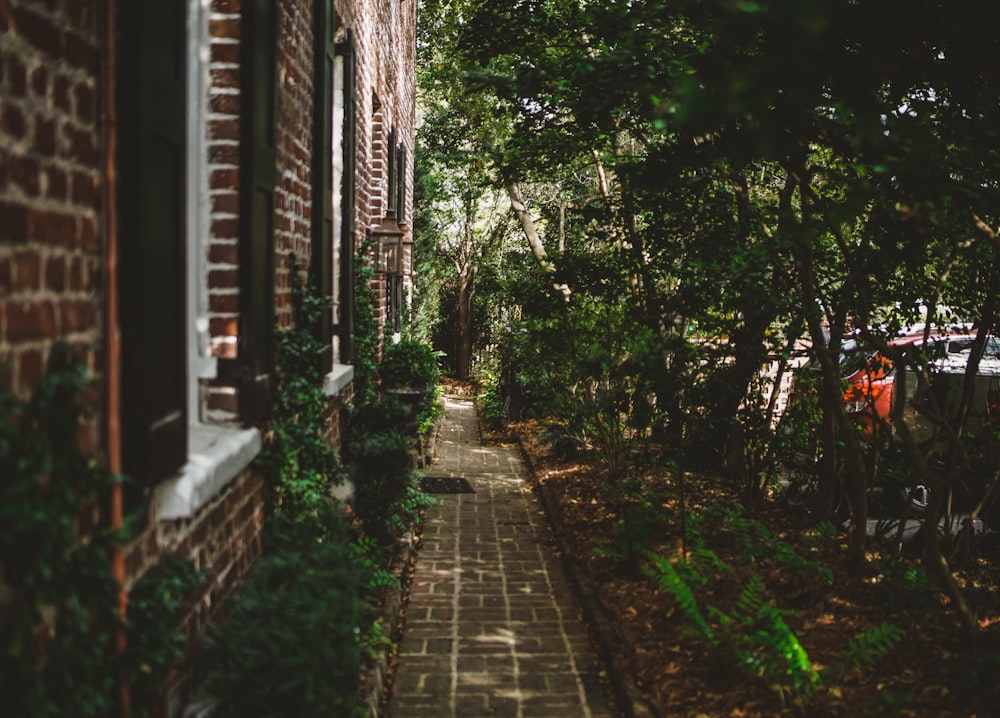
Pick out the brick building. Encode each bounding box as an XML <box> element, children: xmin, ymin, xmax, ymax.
<box><xmin>0</xmin><ymin>0</ymin><xmax>415</xmax><ymax>705</ymax></box>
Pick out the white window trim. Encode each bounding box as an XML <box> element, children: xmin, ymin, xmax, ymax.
<box><xmin>323</xmin><ymin>50</ymin><xmax>355</xmax><ymax>396</ymax></box>
<box><xmin>187</xmin><ymin>0</ymin><xmax>216</xmax><ymax>406</ymax></box>
<box><xmin>324</xmin><ymin>363</ymin><xmax>355</xmax><ymax>396</ymax></box>
<box><xmin>153</xmin><ymin>424</ymin><xmax>262</xmax><ymax>520</ymax></box>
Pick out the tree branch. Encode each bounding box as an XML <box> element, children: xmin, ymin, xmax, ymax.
<box><xmin>506</xmin><ymin>181</ymin><xmax>571</xmax><ymax>298</ymax></box>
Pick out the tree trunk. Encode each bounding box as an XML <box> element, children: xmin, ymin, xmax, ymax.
<box><xmin>455</xmin><ymin>270</ymin><xmax>474</xmax><ymax>379</ymax></box>
<box><xmin>506</xmin><ymin>181</ymin><xmax>571</xmax><ymax>298</ymax></box>
<box><xmin>786</xmin><ymin>154</ymin><xmax>870</xmax><ymax>565</ymax></box>
<box><xmin>891</xmin><ymin>362</ymin><xmax>978</xmax><ymax>642</ymax></box>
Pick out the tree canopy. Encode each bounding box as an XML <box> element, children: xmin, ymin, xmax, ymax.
<box><xmin>413</xmin><ymin>0</ymin><xmax>1000</xmax><ymax>640</ymax></box>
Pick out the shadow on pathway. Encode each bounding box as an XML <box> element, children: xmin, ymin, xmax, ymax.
<box><xmin>385</xmin><ymin>395</ymin><xmax>619</xmax><ymax>718</ymax></box>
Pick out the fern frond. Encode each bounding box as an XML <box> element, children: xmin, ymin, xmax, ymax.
<box><xmin>733</xmin><ymin>573</ymin><xmax>766</xmax><ymax>626</ymax></box>
<box><xmin>834</xmin><ymin>622</ymin><xmax>904</xmax><ymax>678</ymax></box>
<box><xmin>647</xmin><ymin>553</ymin><xmax>715</xmax><ymax>643</ymax></box>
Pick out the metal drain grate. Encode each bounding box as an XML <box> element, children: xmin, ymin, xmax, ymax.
<box><xmin>420</xmin><ymin>475</ymin><xmax>476</xmax><ymax>494</ymax></box>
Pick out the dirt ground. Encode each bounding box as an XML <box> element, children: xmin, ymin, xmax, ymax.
<box><xmin>488</xmin><ymin>414</ymin><xmax>1000</xmax><ymax>718</ymax></box>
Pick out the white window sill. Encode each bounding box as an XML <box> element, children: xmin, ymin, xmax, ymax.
<box><xmin>152</xmin><ymin>424</ymin><xmax>262</xmax><ymax>521</ymax></box>
<box><xmin>323</xmin><ymin>363</ymin><xmax>355</xmax><ymax>396</ymax></box>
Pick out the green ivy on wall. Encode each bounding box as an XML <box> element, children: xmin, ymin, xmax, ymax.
<box><xmin>0</xmin><ymin>345</ymin><xmax>200</xmax><ymax>718</ymax></box>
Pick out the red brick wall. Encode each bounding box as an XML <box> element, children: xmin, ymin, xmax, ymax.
<box><xmin>122</xmin><ymin>468</ymin><xmax>265</xmax><ymax>620</ymax></box>
<box><xmin>2</xmin><ymin>0</ymin><xmax>416</xmax><ymax>688</ymax></box>
<box><xmin>0</xmin><ymin>1</ymin><xmax>103</xmax><ymax>399</ymax></box>
<box><xmin>337</xmin><ymin>0</ymin><xmax>417</xmax><ymax>340</ymax></box>
<box><xmin>275</xmin><ymin>0</ymin><xmax>315</xmax><ymax>329</ymax></box>
<box><xmin>207</xmin><ymin>0</ymin><xmax>242</xmax><ymax>363</ymax></box>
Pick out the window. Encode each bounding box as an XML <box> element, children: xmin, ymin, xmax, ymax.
<box><xmin>223</xmin><ymin>0</ymin><xmax>278</xmax><ymax>424</ymax></box>
<box><xmin>313</xmin><ymin>7</ymin><xmax>357</xmax><ymax>394</ymax></box>
<box><xmin>385</xmin><ymin>125</ymin><xmax>407</xmax><ymax>337</ymax></box>
<box><xmin>335</xmin><ymin>30</ymin><xmax>358</xmax><ymax>369</ymax></box>
<box><xmin>120</xmin><ymin>0</ymin><xmax>262</xmax><ymax>521</ymax></box>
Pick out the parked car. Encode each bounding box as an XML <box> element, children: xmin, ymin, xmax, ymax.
<box><xmin>841</xmin><ymin>330</ymin><xmax>1000</xmax><ymax>444</ymax></box>
<box><xmin>781</xmin><ymin>326</ymin><xmax>1000</xmax><ymax>528</ymax></box>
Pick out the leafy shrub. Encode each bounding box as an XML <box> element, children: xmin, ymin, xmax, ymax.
<box><xmin>832</xmin><ymin>622</ymin><xmax>904</xmax><ymax>680</ymax></box>
<box><xmin>200</xmin><ymin>506</ymin><xmax>366</xmax><ymax>718</ymax></box>
<box><xmin>346</xmin><ymin>407</ymin><xmax>419</xmax><ymax>545</ymax></box>
<box><xmin>379</xmin><ymin>339</ymin><xmax>440</xmax><ymax>390</ymax></box>
<box><xmin>416</xmin><ymin>384</ymin><xmax>444</xmax><ymax>437</ymax></box>
<box><xmin>257</xmin><ymin>257</ymin><xmax>347</xmax><ymax>515</ymax></box>
<box><xmin>349</xmin><ymin>395</ymin><xmax>410</xmax><ymax>436</ymax></box>
<box><xmin>647</xmin><ymin>522</ymin><xmax>902</xmax><ymax>702</ymax></box>
<box><xmin>125</xmin><ymin>555</ymin><xmax>205</xmax><ymax>718</ymax></box>
<box><xmin>542</xmin><ymin>420</ymin><xmax>585</xmax><ymax>459</ymax></box>
<box><xmin>1</xmin><ymin>347</ymin><xmax>121</xmax><ymax>718</ymax></box>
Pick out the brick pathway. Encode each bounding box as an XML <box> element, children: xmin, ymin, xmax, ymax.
<box><xmin>385</xmin><ymin>395</ymin><xmax>618</xmax><ymax>718</ymax></box>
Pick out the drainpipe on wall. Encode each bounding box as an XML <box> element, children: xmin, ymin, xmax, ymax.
<box><xmin>100</xmin><ymin>0</ymin><xmax>129</xmax><ymax>715</ymax></box>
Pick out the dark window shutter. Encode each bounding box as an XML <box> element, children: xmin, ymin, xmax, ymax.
<box><xmin>336</xmin><ymin>32</ymin><xmax>357</xmax><ymax>363</ymax></box>
<box><xmin>312</xmin><ymin>0</ymin><xmax>334</xmax><ymax>374</ymax></box>
<box><xmin>386</xmin><ymin>126</ymin><xmax>397</xmax><ymax>215</ymax></box>
<box><xmin>235</xmin><ymin>0</ymin><xmax>278</xmax><ymax>424</ymax></box>
<box><xmin>396</xmin><ymin>142</ymin><xmax>407</xmax><ymax>225</ymax></box>
<box><xmin>117</xmin><ymin>0</ymin><xmax>188</xmax><ymax>490</ymax></box>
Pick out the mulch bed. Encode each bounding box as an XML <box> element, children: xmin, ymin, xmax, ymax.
<box><xmin>497</xmin><ymin>416</ymin><xmax>1000</xmax><ymax>718</ymax></box>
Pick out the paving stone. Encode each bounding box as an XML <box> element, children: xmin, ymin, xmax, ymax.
<box><xmin>385</xmin><ymin>395</ymin><xmax>618</xmax><ymax>718</ymax></box>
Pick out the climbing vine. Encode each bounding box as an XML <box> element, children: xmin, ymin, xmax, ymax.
<box><xmin>0</xmin><ymin>345</ymin><xmax>199</xmax><ymax>717</ymax></box>
<box><xmin>352</xmin><ymin>235</ymin><xmax>380</xmax><ymax>405</ymax></box>
<box><xmin>0</xmin><ymin>345</ymin><xmax>122</xmax><ymax>717</ymax></box>
<box><xmin>256</xmin><ymin>255</ymin><xmax>348</xmax><ymax>516</ymax></box>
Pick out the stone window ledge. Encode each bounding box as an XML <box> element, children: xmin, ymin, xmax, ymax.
<box><xmin>323</xmin><ymin>363</ymin><xmax>355</xmax><ymax>397</ymax></box>
<box><xmin>152</xmin><ymin>424</ymin><xmax>262</xmax><ymax>521</ymax></box>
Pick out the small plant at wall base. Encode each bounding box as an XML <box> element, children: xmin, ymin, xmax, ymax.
<box><xmin>200</xmin><ymin>504</ymin><xmax>367</xmax><ymax>718</ymax></box>
<box><xmin>379</xmin><ymin>339</ymin><xmax>440</xmax><ymax>391</ymax></box>
<box><xmin>346</xmin><ymin>395</ymin><xmax>434</xmax><ymax>546</ymax></box>
<box><xmin>379</xmin><ymin>339</ymin><xmax>442</xmax><ymax>441</ymax></box>
<box><xmin>124</xmin><ymin>555</ymin><xmax>206</xmax><ymax>718</ymax></box>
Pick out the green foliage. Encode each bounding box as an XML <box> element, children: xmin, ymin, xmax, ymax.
<box><xmin>831</xmin><ymin>622</ymin><xmax>904</xmax><ymax>680</ymax></box>
<box><xmin>1</xmin><ymin>347</ymin><xmax>120</xmax><ymax>718</ymax></box>
<box><xmin>801</xmin><ymin>521</ymin><xmax>839</xmax><ymax>552</ymax></box>
<box><xmin>647</xmin><ymin>546</ymin><xmax>904</xmax><ymax>700</ymax></box>
<box><xmin>391</xmin><ymin>478</ymin><xmax>437</xmax><ymax>539</ymax></box>
<box><xmin>646</xmin><ymin>553</ymin><xmax>714</xmax><ymax>642</ymax></box>
<box><xmin>495</xmin><ymin>292</ymin><xmax>670</xmax><ymax>480</ymax></box>
<box><xmin>360</xmin><ymin>618</ymin><xmax>393</xmax><ymax>663</ymax></box>
<box><xmin>693</xmin><ymin>501</ymin><xmax>834</xmax><ymax>591</ymax></box>
<box><xmin>877</xmin><ymin>556</ymin><xmax>938</xmax><ymax>627</ymax></box>
<box><xmin>379</xmin><ymin>339</ymin><xmax>440</xmax><ymax>390</ymax></box>
<box><xmin>125</xmin><ymin>555</ymin><xmax>205</xmax><ymax>718</ymax></box>
<box><xmin>647</xmin><ymin>555</ymin><xmax>821</xmax><ymax>694</ymax></box>
<box><xmin>346</xmin><ymin>411</ymin><xmax>419</xmax><ymax>545</ymax></box>
<box><xmin>200</xmin><ymin>505</ymin><xmax>365</xmax><ymax>718</ymax></box>
<box><xmin>416</xmin><ymin>384</ymin><xmax>445</xmax><ymax>437</ymax></box>
<box><xmin>352</xmin><ymin>237</ymin><xmax>380</xmax><ymax>405</ymax></box>
<box><xmin>0</xmin><ymin>347</ymin><xmax>199</xmax><ymax>717</ymax></box>
<box><xmin>592</xmin><ymin>476</ymin><xmax>672</xmax><ymax>572</ymax></box>
<box><xmin>353</xmin><ymin>535</ymin><xmax>398</xmax><ymax>591</ymax></box>
<box><xmin>257</xmin><ymin>257</ymin><xmax>346</xmax><ymax>515</ymax></box>
<box><xmin>478</xmin><ymin>369</ymin><xmax>506</xmax><ymax>423</ymax></box>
